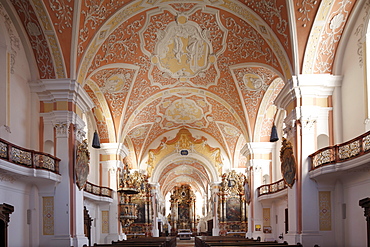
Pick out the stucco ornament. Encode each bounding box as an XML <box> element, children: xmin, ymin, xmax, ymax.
<box><xmin>155</xmin><ymin>19</ymin><xmax>211</xmax><ymax>78</ymax></box>
<box><xmin>280</xmin><ymin>137</ymin><xmax>296</xmax><ymax>188</ymax></box>
<box><xmin>75</xmin><ymin>139</ymin><xmax>90</xmax><ymax>190</ymax></box>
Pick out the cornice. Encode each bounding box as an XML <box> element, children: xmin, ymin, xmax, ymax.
<box><xmin>29</xmin><ymin>79</ymin><xmax>94</xmax><ymax>113</ymax></box>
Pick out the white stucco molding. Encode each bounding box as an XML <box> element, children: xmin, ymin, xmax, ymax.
<box><xmin>241</xmin><ymin>142</ymin><xmax>275</xmax><ymax>157</ymax></box>
<box><xmin>100</xmin><ymin>143</ymin><xmax>129</xmax><ymax>159</ymax></box>
<box><xmin>29</xmin><ymin>79</ymin><xmax>94</xmax><ymax>113</ymax></box>
<box><xmin>275</xmin><ymin>74</ymin><xmax>343</xmax><ymax>109</ymax></box>
<box><xmin>41</xmin><ymin>111</ymin><xmax>85</xmax><ymax>136</ymax></box>
<box><xmin>295</xmin><ymin>74</ymin><xmax>343</xmax><ymax>97</ymax></box>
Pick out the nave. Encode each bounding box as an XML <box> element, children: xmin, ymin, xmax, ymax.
<box><xmin>2</xmin><ymin>0</ymin><xmax>370</xmax><ymax>246</ymax></box>
<box><xmin>87</xmin><ymin>236</ymin><xmax>307</xmax><ymax>247</ymax></box>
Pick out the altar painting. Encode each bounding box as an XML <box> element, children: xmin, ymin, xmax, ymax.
<box><xmin>132</xmin><ymin>198</ymin><xmax>145</xmax><ymax>223</ymax></box>
<box><xmin>226</xmin><ymin>197</ymin><xmax>241</xmax><ymax>222</ymax></box>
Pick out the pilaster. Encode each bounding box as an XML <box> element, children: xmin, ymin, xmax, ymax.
<box><xmin>99</xmin><ymin>143</ymin><xmax>128</xmax><ymax>243</ymax></box>
<box><xmin>30</xmin><ymin>79</ymin><xmax>93</xmax><ymax>247</ymax></box>
<box><xmin>274</xmin><ymin>74</ymin><xmax>342</xmax><ymax>246</ymax></box>
<box><xmin>243</xmin><ymin>142</ymin><xmax>275</xmax><ymax>240</ymax></box>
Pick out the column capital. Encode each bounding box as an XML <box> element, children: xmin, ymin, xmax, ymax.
<box><xmin>54</xmin><ymin>122</ymin><xmax>71</xmax><ymax>138</ymax></box>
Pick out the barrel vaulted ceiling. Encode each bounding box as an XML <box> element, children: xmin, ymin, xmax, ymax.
<box><xmin>3</xmin><ymin>0</ymin><xmax>359</xmax><ymax>194</ymax></box>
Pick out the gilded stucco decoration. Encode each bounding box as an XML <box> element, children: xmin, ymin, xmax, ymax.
<box><xmin>156</xmin><ymin>93</ymin><xmax>212</xmax><ymax>130</ymax></box>
<box><xmin>218</xmin><ymin>170</ymin><xmax>248</xmax><ymax>233</ymax></box>
<box><xmin>139</xmin><ymin>6</ymin><xmax>226</xmax><ymax>87</ymax></box>
<box><xmin>75</xmin><ymin>139</ymin><xmax>90</xmax><ymax>190</ymax></box>
<box><xmin>220</xmin><ymin>170</ymin><xmax>246</xmax><ymax>195</ymax></box>
<box><xmin>147</xmin><ymin>129</ymin><xmax>222</xmax><ymax>177</ymax></box>
<box><xmin>280</xmin><ymin>138</ymin><xmax>297</xmax><ymax>188</ymax></box>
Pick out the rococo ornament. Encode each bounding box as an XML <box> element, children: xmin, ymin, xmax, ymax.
<box><xmin>75</xmin><ymin>139</ymin><xmax>90</xmax><ymax>190</ymax></box>
<box><xmin>280</xmin><ymin>137</ymin><xmax>297</xmax><ymax>188</ymax></box>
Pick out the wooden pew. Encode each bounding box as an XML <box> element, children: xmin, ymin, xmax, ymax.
<box><xmin>195</xmin><ymin>236</ymin><xmax>302</xmax><ymax>247</ymax></box>
<box><xmin>91</xmin><ymin>236</ymin><xmax>176</xmax><ymax>247</ymax></box>
<box><xmin>112</xmin><ymin>236</ymin><xmax>176</xmax><ymax>247</ymax></box>
<box><xmin>94</xmin><ymin>244</ymin><xmax>163</xmax><ymax>247</ymax></box>
<box><xmin>195</xmin><ymin>236</ymin><xmax>257</xmax><ymax>246</ymax></box>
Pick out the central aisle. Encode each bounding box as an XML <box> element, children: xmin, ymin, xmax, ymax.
<box><xmin>176</xmin><ymin>237</ymin><xmax>195</xmax><ymax>247</ymax></box>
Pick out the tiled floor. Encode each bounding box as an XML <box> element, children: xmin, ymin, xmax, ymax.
<box><xmin>176</xmin><ymin>237</ymin><xmax>195</xmax><ymax>247</ymax></box>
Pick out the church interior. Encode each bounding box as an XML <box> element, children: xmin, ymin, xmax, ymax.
<box><xmin>1</xmin><ymin>0</ymin><xmax>370</xmax><ymax>246</ymax></box>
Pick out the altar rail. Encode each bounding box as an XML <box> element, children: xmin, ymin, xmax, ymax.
<box><xmin>309</xmin><ymin>130</ymin><xmax>370</xmax><ymax>170</ymax></box>
<box><xmin>0</xmin><ymin>138</ymin><xmax>60</xmax><ymax>174</ymax></box>
<box><xmin>257</xmin><ymin>178</ymin><xmax>287</xmax><ymax>197</ymax></box>
<box><xmin>84</xmin><ymin>181</ymin><xmax>113</xmax><ymax>198</ymax></box>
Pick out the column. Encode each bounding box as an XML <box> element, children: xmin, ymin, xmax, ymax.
<box><xmin>212</xmin><ymin>182</ymin><xmax>220</xmax><ymax>236</ymax></box>
<box><xmin>99</xmin><ymin>143</ymin><xmax>128</xmax><ymax>242</ymax></box>
<box><xmin>150</xmin><ymin>183</ymin><xmax>160</xmax><ymax>237</ymax></box>
<box><xmin>30</xmin><ymin>79</ymin><xmax>94</xmax><ymax>247</ymax></box>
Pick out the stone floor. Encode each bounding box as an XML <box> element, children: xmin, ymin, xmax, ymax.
<box><xmin>176</xmin><ymin>237</ymin><xmax>195</xmax><ymax>247</ymax></box>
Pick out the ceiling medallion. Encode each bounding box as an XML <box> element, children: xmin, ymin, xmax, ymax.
<box><xmin>157</xmin><ymin>93</ymin><xmax>212</xmax><ymax>130</ymax></box>
<box><xmin>154</xmin><ymin>20</ymin><xmax>212</xmax><ymax>78</ymax></box>
<box><xmin>243</xmin><ymin>73</ymin><xmax>264</xmax><ymax>91</ymax></box>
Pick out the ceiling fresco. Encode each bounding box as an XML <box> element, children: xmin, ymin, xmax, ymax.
<box><xmin>5</xmin><ymin>0</ymin><xmax>359</xmax><ymax>197</ymax></box>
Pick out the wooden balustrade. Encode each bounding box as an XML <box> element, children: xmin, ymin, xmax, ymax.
<box><xmin>257</xmin><ymin>178</ymin><xmax>287</xmax><ymax>197</ymax></box>
<box><xmin>84</xmin><ymin>181</ymin><xmax>113</xmax><ymax>198</ymax></box>
<box><xmin>309</xmin><ymin>130</ymin><xmax>370</xmax><ymax>170</ymax></box>
<box><xmin>0</xmin><ymin>138</ymin><xmax>60</xmax><ymax>174</ymax></box>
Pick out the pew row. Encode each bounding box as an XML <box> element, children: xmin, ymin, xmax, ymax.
<box><xmin>195</xmin><ymin>236</ymin><xmax>303</xmax><ymax>247</ymax></box>
<box><xmin>90</xmin><ymin>236</ymin><xmax>176</xmax><ymax>247</ymax></box>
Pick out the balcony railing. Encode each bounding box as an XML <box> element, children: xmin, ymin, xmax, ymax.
<box><xmin>309</xmin><ymin>131</ymin><xmax>370</xmax><ymax>170</ymax></box>
<box><xmin>0</xmin><ymin>138</ymin><xmax>60</xmax><ymax>174</ymax></box>
<box><xmin>257</xmin><ymin>178</ymin><xmax>287</xmax><ymax>197</ymax></box>
<box><xmin>84</xmin><ymin>181</ymin><xmax>113</xmax><ymax>198</ymax></box>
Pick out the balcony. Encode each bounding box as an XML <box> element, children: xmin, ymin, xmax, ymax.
<box><xmin>0</xmin><ymin>138</ymin><xmax>61</xmax><ymax>182</ymax></box>
<box><xmin>309</xmin><ymin>131</ymin><xmax>370</xmax><ymax>179</ymax></box>
<box><xmin>84</xmin><ymin>181</ymin><xmax>113</xmax><ymax>202</ymax></box>
<box><xmin>257</xmin><ymin>178</ymin><xmax>288</xmax><ymax>201</ymax></box>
